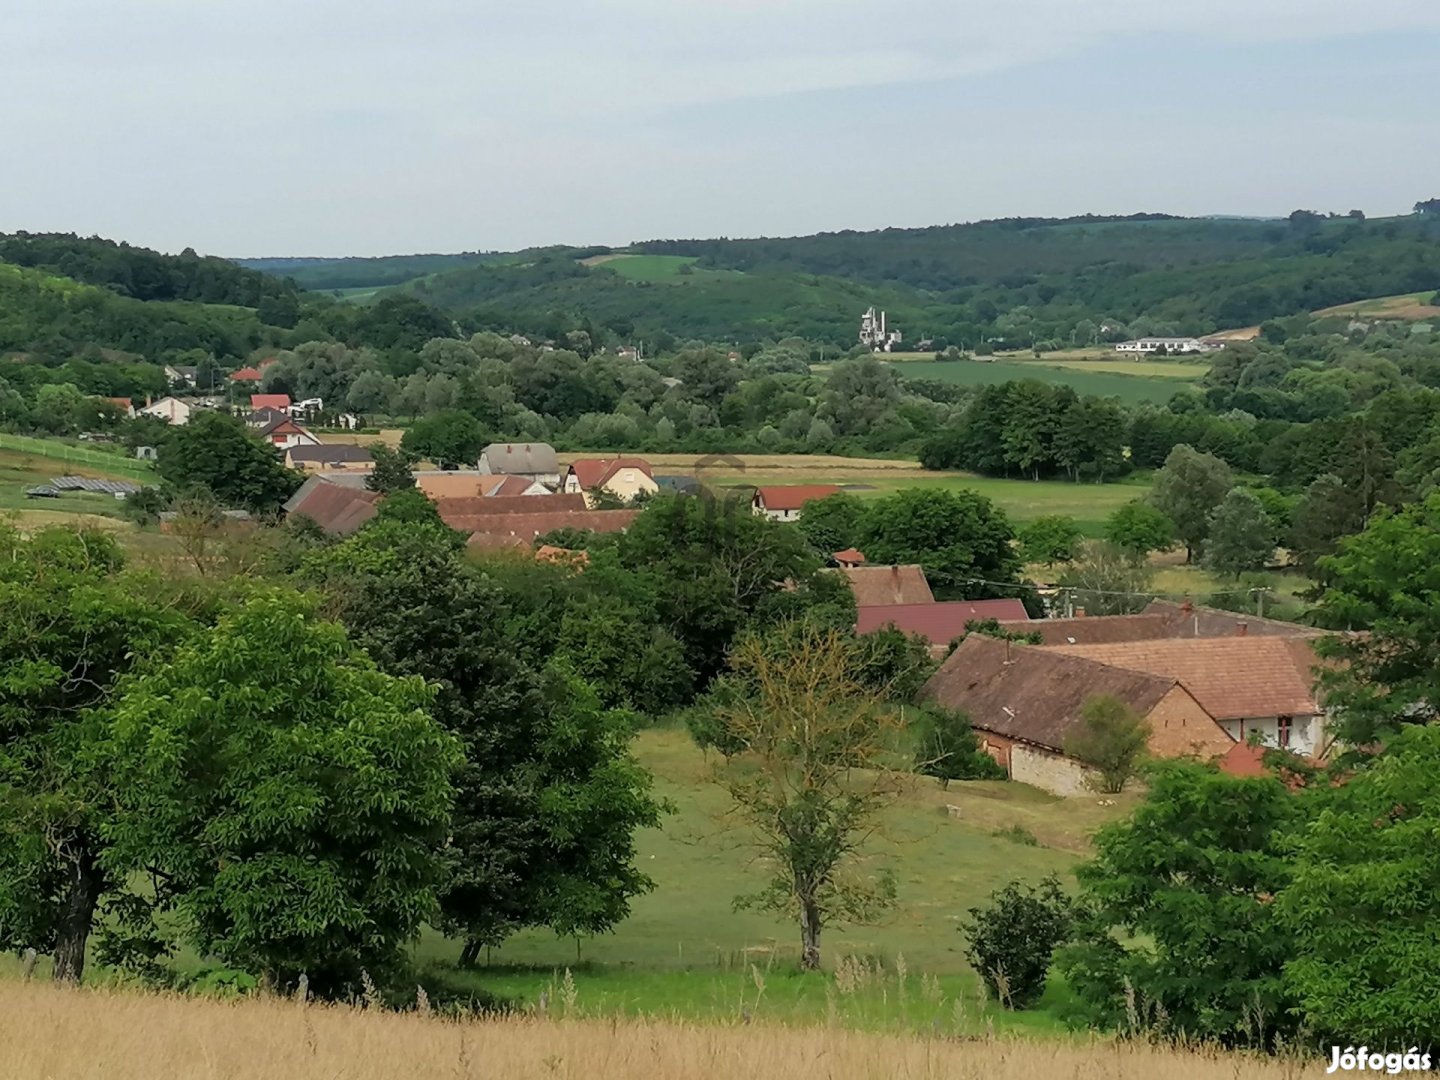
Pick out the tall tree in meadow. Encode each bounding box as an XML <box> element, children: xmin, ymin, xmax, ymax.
<box><xmin>1149</xmin><ymin>444</ymin><xmax>1233</xmax><ymax>563</ymax></box>
<box><xmin>1203</xmin><ymin>488</ymin><xmax>1276</xmax><ymax>578</ymax></box>
<box><xmin>709</xmin><ymin>623</ymin><xmax>901</xmax><ymax>970</ymax></box>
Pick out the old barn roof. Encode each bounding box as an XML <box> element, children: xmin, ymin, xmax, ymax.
<box><xmin>836</xmin><ymin>564</ymin><xmax>934</xmax><ymax>607</ymax></box>
<box><xmin>922</xmin><ymin>636</ymin><xmax>1178</xmax><ymax>753</ymax></box>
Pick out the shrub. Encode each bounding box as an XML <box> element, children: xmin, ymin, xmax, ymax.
<box><xmin>962</xmin><ymin>876</ymin><xmax>1072</xmax><ymax>1008</ymax></box>
<box><xmin>913</xmin><ymin>706</ymin><xmax>1006</xmax><ymax>784</ymax></box>
<box><xmin>1062</xmin><ymin>694</ymin><xmax>1151</xmax><ymax>794</ymax></box>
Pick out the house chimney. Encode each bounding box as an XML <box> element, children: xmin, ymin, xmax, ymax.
<box><xmin>1236</xmin><ymin>621</ymin><xmax>1249</xmax><ymax>637</ymax></box>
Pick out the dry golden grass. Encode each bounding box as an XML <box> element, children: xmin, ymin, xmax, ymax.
<box><xmin>0</xmin><ymin>981</ymin><xmax>1309</xmax><ymax>1080</ymax></box>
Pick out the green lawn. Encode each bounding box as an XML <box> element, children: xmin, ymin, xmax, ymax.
<box><xmin>584</xmin><ymin>254</ymin><xmax>744</xmax><ymax>283</ymax></box>
<box><xmin>410</xmin><ymin>727</ymin><xmax>1130</xmax><ymax>1032</ymax></box>
<box><xmin>0</xmin><ymin>434</ymin><xmax>156</xmax><ymax>482</ymax></box>
<box><xmin>717</xmin><ymin>471</ymin><xmax>1152</xmax><ymax>534</ymax></box>
<box><xmin>890</xmin><ymin>359</ymin><xmax>1196</xmax><ymax>405</ymax></box>
<box><xmin>0</xmin><ymin>444</ymin><xmax>150</xmax><ymax>521</ymax></box>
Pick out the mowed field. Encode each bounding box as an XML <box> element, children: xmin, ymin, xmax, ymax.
<box><xmin>0</xmin><ymin>980</ymin><xmax>1313</xmax><ymax>1080</ymax></box>
<box><xmin>887</xmin><ymin>359</ymin><xmax>1197</xmax><ymax>405</ymax></box>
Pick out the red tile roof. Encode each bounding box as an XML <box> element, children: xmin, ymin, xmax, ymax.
<box><xmin>753</xmin><ymin>485</ymin><xmax>842</xmax><ymax>511</ymax></box>
<box><xmin>434</xmin><ymin>493</ymin><xmax>586</xmax><ymax>527</ymax></box>
<box><xmin>230</xmin><ymin>366</ymin><xmax>263</xmax><ymax>382</ymax></box>
<box><xmin>1044</xmin><ymin>637</ymin><xmax>1323</xmax><ymax>720</ymax></box>
<box><xmin>251</xmin><ymin>393</ymin><xmax>291</xmax><ymax>411</ymax></box>
<box><xmin>832</xmin><ymin>548</ymin><xmax>866</xmax><ymax>565</ymax></box>
<box><xmin>568</xmin><ymin>457</ymin><xmax>654</xmax><ymax>489</ymax></box>
<box><xmin>856</xmin><ymin>599</ymin><xmax>1030</xmax><ymax>646</ymax></box>
<box><xmin>998</xmin><ymin>614</ymin><xmax>1176</xmax><ymax>646</ymax></box>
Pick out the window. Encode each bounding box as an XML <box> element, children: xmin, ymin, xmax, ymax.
<box><xmin>1276</xmin><ymin>715</ymin><xmax>1292</xmax><ymax>749</ymax></box>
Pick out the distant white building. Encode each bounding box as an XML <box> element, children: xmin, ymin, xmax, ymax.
<box><xmin>1115</xmin><ymin>337</ymin><xmax>1226</xmax><ymax>355</ymax></box>
<box><xmin>859</xmin><ymin>307</ymin><xmax>903</xmax><ymax>352</ymax></box>
<box><xmin>137</xmin><ymin>396</ymin><xmax>193</xmax><ymax>425</ymax></box>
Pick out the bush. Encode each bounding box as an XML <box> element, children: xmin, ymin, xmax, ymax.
<box><xmin>913</xmin><ymin>706</ymin><xmax>1006</xmax><ymax>784</ymax></box>
<box><xmin>1062</xmin><ymin>694</ymin><xmax>1150</xmax><ymax>794</ymax></box>
<box><xmin>963</xmin><ymin>876</ymin><xmax>1072</xmax><ymax>1008</ymax></box>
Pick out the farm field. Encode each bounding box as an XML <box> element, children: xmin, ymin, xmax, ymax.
<box><xmin>0</xmin><ymin>433</ymin><xmax>156</xmax><ymax>482</ymax></box>
<box><xmin>1315</xmin><ymin>289</ymin><xmax>1440</xmax><ymax>321</ymax></box>
<box><xmin>0</xmin><ymin>980</ymin><xmax>1312</xmax><ymax>1080</ymax></box>
<box><xmin>887</xmin><ymin>359</ymin><xmax>1196</xmax><ymax>404</ymax></box>
<box><xmin>399</xmin><ymin>725</ymin><xmax>1126</xmax><ymax>1029</ymax></box>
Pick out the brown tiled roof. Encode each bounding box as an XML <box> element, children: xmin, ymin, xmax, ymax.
<box><xmin>921</xmin><ymin>636</ymin><xmax>1177</xmax><ymax>752</ymax></box>
<box><xmin>1044</xmin><ymin>637</ymin><xmax>1322</xmax><ymax>720</ymax></box>
<box><xmin>753</xmin><ymin>485</ymin><xmax>842</xmax><ymax>511</ymax></box>
<box><xmin>283</xmin><ymin>477</ymin><xmax>381</xmax><ymax>536</ymax></box>
<box><xmin>435</xmin><ymin>493</ymin><xmax>585</xmax><ymax>526</ymax></box>
<box><xmin>1142</xmin><ymin>600</ymin><xmax>1321</xmax><ymax>639</ymax></box>
<box><xmin>856</xmin><ymin>599</ymin><xmax>1030</xmax><ymax>646</ymax></box>
<box><xmin>463</xmin><ymin>509</ymin><xmax>640</xmax><ymax>547</ymax></box>
<box><xmin>998</xmin><ymin>614</ymin><xmax>1176</xmax><ymax>646</ymax></box>
<box><xmin>568</xmin><ymin>457</ymin><xmax>654</xmax><ymax>489</ymax></box>
<box><xmin>837</xmin><ymin>565</ymin><xmax>934</xmax><ymax>606</ymax></box>
<box><xmin>832</xmin><ymin>547</ymin><xmax>866</xmax><ymax>564</ymax></box>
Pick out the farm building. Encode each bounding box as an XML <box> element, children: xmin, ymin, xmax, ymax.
<box><xmin>1114</xmin><ymin>337</ymin><xmax>1225</xmax><ymax>355</ymax></box>
<box><xmin>478</xmin><ymin>443</ymin><xmax>562</xmax><ymax>488</ymax></box>
<box><xmin>856</xmin><ymin>599</ymin><xmax>1029</xmax><ymax>650</ymax></box>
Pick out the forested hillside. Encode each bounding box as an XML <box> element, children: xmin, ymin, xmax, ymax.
<box><xmin>280</xmin><ymin>211</ymin><xmax>1440</xmax><ymax>348</ymax></box>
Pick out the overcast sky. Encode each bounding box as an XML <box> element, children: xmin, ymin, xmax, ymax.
<box><xmin>7</xmin><ymin>1</ymin><xmax>1440</xmax><ymax>256</ymax></box>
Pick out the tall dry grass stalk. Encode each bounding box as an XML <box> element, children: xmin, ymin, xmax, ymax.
<box><xmin>0</xmin><ymin>981</ymin><xmax>1314</xmax><ymax>1080</ymax></box>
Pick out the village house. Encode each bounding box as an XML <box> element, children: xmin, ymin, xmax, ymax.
<box><xmin>285</xmin><ymin>444</ymin><xmax>375</xmax><ymax>472</ymax></box>
<box><xmin>478</xmin><ymin>442</ymin><xmax>562</xmax><ymax>488</ymax></box>
<box><xmin>251</xmin><ymin>393</ymin><xmax>292</xmax><ymax>413</ymax></box>
<box><xmin>432</xmin><ymin>493</ymin><xmax>587</xmax><ymax>531</ymax></box>
<box><xmin>102</xmin><ymin>397</ymin><xmax>136</xmax><ymax>419</ymax></box>
<box><xmin>562</xmin><ymin>457</ymin><xmax>659</xmax><ymax>506</ymax></box>
<box><xmin>752</xmin><ymin>485</ymin><xmax>842</xmax><ymax>522</ymax></box>
<box><xmin>283</xmin><ymin>476</ymin><xmax>382</xmax><ymax>536</ymax></box>
<box><xmin>137</xmin><ymin>396</ymin><xmax>193</xmax><ymax>425</ymax></box>
<box><xmin>1043</xmin><ymin>636</ymin><xmax>1329</xmax><ymax>757</ymax></box>
<box><xmin>229</xmin><ymin>366</ymin><xmax>264</xmax><ymax>383</ymax></box>
<box><xmin>922</xmin><ymin>635</ymin><xmax>1235</xmax><ymax>796</ymax></box>
<box><xmin>416</xmin><ymin>471</ymin><xmax>550</xmax><ymax>499</ymax></box>
<box><xmin>836</xmin><ymin>564</ymin><xmax>934</xmax><ymax>606</ymax></box>
<box><xmin>832</xmin><ymin>548</ymin><xmax>866</xmax><ymax>570</ymax></box>
<box><xmin>256</xmin><ymin>414</ymin><xmax>320</xmax><ymax>451</ymax></box>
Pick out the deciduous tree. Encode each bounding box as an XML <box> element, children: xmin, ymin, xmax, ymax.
<box><xmin>710</xmin><ymin>624</ymin><xmax>902</xmax><ymax>970</ymax></box>
<box><xmin>1150</xmin><ymin>444</ymin><xmax>1232</xmax><ymax>563</ymax></box>
<box><xmin>1062</xmin><ymin>695</ymin><xmax>1150</xmax><ymax>794</ymax></box>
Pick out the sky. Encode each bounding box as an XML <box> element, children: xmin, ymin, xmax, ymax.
<box><xmin>6</xmin><ymin>0</ymin><xmax>1440</xmax><ymax>256</ymax></box>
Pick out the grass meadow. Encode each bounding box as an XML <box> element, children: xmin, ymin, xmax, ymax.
<box><xmin>888</xmin><ymin>359</ymin><xmax>1197</xmax><ymax>405</ymax></box>
<box><xmin>0</xmin><ymin>980</ymin><xmax>1319</xmax><ymax>1080</ymax></box>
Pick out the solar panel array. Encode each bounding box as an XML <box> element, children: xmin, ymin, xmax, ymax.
<box><xmin>46</xmin><ymin>476</ymin><xmax>144</xmax><ymax>494</ymax></box>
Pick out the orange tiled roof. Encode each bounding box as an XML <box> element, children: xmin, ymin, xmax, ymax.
<box><xmin>753</xmin><ymin>485</ymin><xmax>842</xmax><ymax>511</ymax></box>
<box><xmin>1043</xmin><ymin>637</ymin><xmax>1322</xmax><ymax>721</ymax></box>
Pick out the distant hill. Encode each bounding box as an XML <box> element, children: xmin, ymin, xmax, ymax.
<box><xmin>241</xmin><ymin>212</ymin><xmax>1440</xmax><ymax>346</ymax></box>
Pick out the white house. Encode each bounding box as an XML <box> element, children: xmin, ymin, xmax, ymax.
<box><xmin>562</xmin><ymin>458</ymin><xmax>659</xmax><ymax>506</ymax></box>
<box><xmin>752</xmin><ymin>485</ymin><xmax>842</xmax><ymax>522</ymax></box>
<box><xmin>137</xmin><ymin>396</ymin><xmax>193</xmax><ymax>425</ymax></box>
<box><xmin>1115</xmin><ymin>337</ymin><xmax>1226</xmax><ymax>355</ymax></box>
